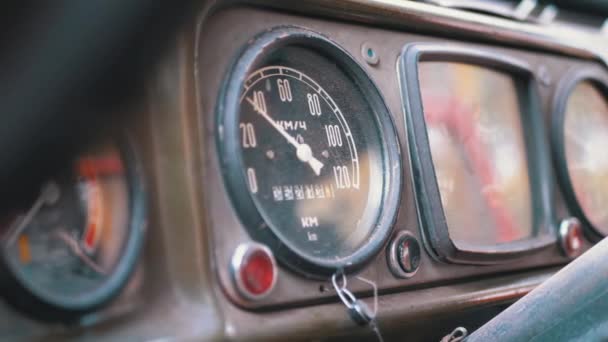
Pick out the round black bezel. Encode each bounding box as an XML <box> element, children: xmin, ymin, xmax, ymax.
<box><xmin>552</xmin><ymin>67</ymin><xmax>608</xmax><ymax>241</ymax></box>
<box><xmin>0</xmin><ymin>136</ymin><xmax>146</xmax><ymax>322</ymax></box>
<box><xmin>217</xmin><ymin>27</ymin><xmax>402</xmax><ymax>278</ymax></box>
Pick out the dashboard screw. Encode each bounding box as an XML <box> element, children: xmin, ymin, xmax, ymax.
<box><xmin>361</xmin><ymin>42</ymin><xmax>379</xmax><ymax>66</ymax></box>
<box><xmin>537</xmin><ymin>65</ymin><xmax>552</xmax><ymax>86</ymax></box>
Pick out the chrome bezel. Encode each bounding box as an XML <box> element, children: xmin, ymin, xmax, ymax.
<box><xmin>387</xmin><ymin>231</ymin><xmax>421</xmax><ymax>279</ymax></box>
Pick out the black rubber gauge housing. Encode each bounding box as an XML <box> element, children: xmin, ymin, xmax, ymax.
<box><xmin>399</xmin><ymin>43</ymin><xmax>556</xmax><ymax>265</ymax></box>
<box><xmin>217</xmin><ymin>27</ymin><xmax>402</xmax><ymax>278</ymax></box>
<box><xmin>552</xmin><ymin>67</ymin><xmax>608</xmax><ymax>241</ymax></box>
<box><xmin>0</xmin><ymin>137</ymin><xmax>146</xmax><ymax>322</ymax></box>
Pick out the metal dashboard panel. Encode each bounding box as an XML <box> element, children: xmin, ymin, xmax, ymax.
<box><xmin>3</xmin><ymin>1</ymin><xmax>605</xmax><ymax>341</ymax></box>
<box><xmin>197</xmin><ymin>5</ymin><xmax>598</xmax><ymax>310</ymax></box>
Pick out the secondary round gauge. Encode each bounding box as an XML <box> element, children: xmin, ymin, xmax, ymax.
<box><xmin>218</xmin><ymin>27</ymin><xmax>401</xmax><ymax>277</ymax></box>
<box><xmin>554</xmin><ymin>70</ymin><xmax>608</xmax><ymax>239</ymax></box>
<box><xmin>0</xmin><ymin>139</ymin><xmax>145</xmax><ymax>321</ymax></box>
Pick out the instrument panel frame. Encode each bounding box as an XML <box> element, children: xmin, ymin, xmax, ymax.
<box><xmin>196</xmin><ymin>6</ymin><xmax>591</xmax><ymax>311</ymax></box>
<box><xmin>399</xmin><ymin>43</ymin><xmax>557</xmax><ymax>265</ymax></box>
<box><xmin>551</xmin><ymin>66</ymin><xmax>608</xmax><ymax>242</ymax></box>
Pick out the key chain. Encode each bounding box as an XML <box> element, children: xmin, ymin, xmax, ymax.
<box><xmin>331</xmin><ymin>271</ymin><xmax>384</xmax><ymax>342</ymax></box>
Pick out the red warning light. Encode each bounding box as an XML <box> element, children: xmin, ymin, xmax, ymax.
<box><xmin>240</xmin><ymin>250</ymin><xmax>275</xmax><ymax>296</ymax></box>
<box><xmin>232</xmin><ymin>243</ymin><xmax>277</xmax><ymax>300</ymax></box>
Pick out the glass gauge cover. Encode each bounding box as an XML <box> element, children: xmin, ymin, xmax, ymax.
<box><xmin>418</xmin><ymin>61</ymin><xmax>533</xmax><ymax>247</ymax></box>
<box><xmin>400</xmin><ymin>44</ymin><xmax>555</xmax><ymax>264</ymax></box>
<box><xmin>218</xmin><ymin>27</ymin><xmax>401</xmax><ymax>277</ymax></box>
<box><xmin>0</xmin><ymin>140</ymin><xmax>145</xmax><ymax>321</ymax></box>
<box><xmin>554</xmin><ymin>72</ymin><xmax>608</xmax><ymax>238</ymax></box>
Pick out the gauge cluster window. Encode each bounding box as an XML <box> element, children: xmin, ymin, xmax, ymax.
<box><xmin>399</xmin><ymin>44</ymin><xmax>556</xmax><ymax>264</ymax></box>
<box><xmin>418</xmin><ymin>61</ymin><xmax>533</xmax><ymax>247</ymax></box>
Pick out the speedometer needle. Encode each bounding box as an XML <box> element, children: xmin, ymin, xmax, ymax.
<box><xmin>245</xmin><ymin>96</ymin><xmax>324</xmax><ymax>176</ymax></box>
<box><xmin>55</xmin><ymin>230</ymin><xmax>107</xmax><ymax>276</ymax></box>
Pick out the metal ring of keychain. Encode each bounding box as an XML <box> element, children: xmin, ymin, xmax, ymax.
<box><xmin>331</xmin><ymin>270</ymin><xmax>384</xmax><ymax>342</ymax></box>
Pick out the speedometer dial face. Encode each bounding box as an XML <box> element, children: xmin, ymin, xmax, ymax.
<box><xmin>220</xmin><ymin>28</ymin><xmax>401</xmax><ymax>276</ymax></box>
<box><xmin>240</xmin><ymin>65</ymin><xmax>377</xmax><ymax>258</ymax></box>
<box><xmin>560</xmin><ymin>80</ymin><xmax>608</xmax><ymax>236</ymax></box>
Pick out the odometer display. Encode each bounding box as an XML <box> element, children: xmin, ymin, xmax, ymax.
<box><xmin>219</xmin><ymin>28</ymin><xmax>401</xmax><ymax>276</ymax></box>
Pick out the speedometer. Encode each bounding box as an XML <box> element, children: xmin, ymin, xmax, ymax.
<box><xmin>218</xmin><ymin>27</ymin><xmax>401</xmax><ymax>277</ymax></box>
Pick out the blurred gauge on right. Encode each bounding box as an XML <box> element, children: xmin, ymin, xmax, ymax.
<box><xmin>553</xmin><ymin>70</ymin><xmax>608</xmax><ymax>240</ymax></box>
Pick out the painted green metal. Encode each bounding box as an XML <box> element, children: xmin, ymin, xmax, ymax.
<box><xmin>469</xmin><ymin>237</ymin><xmax>608</xmax><ymax>341</ymax></box>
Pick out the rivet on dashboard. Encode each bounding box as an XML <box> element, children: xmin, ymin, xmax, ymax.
<box><xmin>388</xmin><ymin>231</ymin><xmax>421</xmax><ymax>278</ymax></box>
<box><xmin>559</xmin><ymin>217</ymin><xmax>584</xmax><ymax>258</ymax></box>
<box><xmin>361</xmin><ymin>42</ymin><xmax>379</xmax><ymax>66</ymax></box>
<box><xmin>230</xmin><ymin>242</ymin><xmax>277</xmax><ymax>300</ymax></box>
<box><xmin>537</xmin><ymin>65</ymin><xmax>552</xmax><ymax>86</ymax></box>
